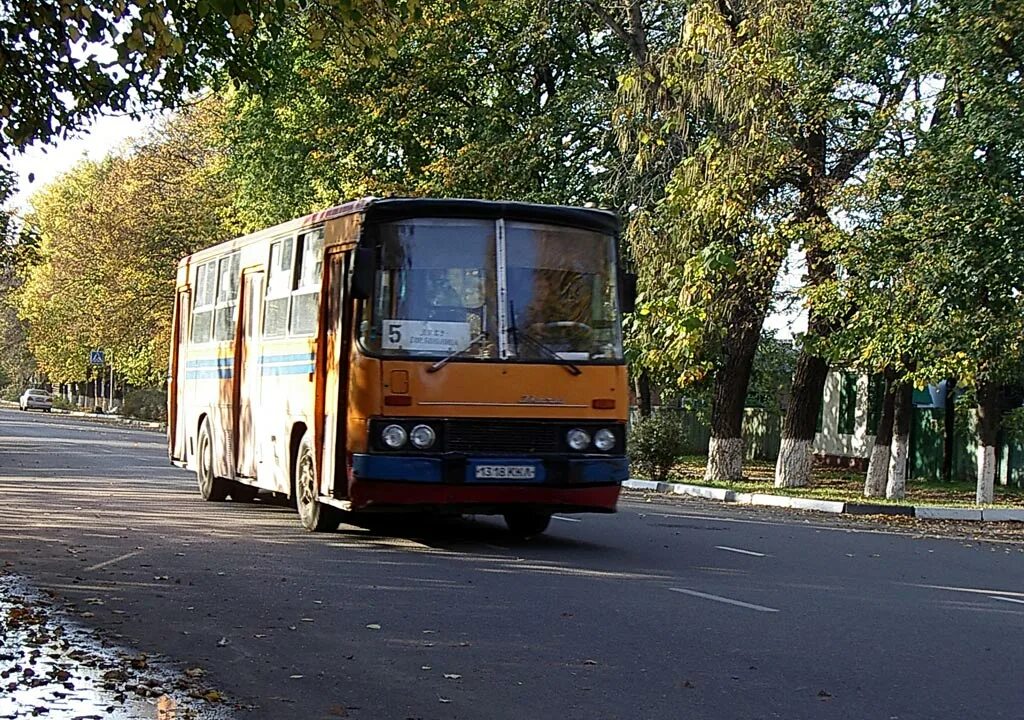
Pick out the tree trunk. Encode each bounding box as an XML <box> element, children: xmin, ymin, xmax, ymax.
<box><xmin>636</xmin><ymin>371</ymin><xmax>653</xmax><ymax>418</ymax></box>
<box><xmin>885</xmin><ymin>381</ymin><xmax>913</xmax><ymax>500</ymax></box>
<box><xmin>942</xmin><ymin>378</ymin><xmax>956</xmax><ymax>483</ymax></box>
<box><xmin>704</xmin><ymin>315</ymin><xmax>762</xmax><ymax>482</ymax></box>
<box><xmin>864</xmin><ymin>369</ymin><xmax>896</xmax><ymax>497</ymax></box>
<box><xmin>976</xmin><ymin>382</ymin><xmax>1000</xmax><ymax>504</ymax></box>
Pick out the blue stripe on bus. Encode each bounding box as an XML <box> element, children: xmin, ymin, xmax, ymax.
<box><xmin>186</xmin><ymin>358</ymin><xmax>234</xmax><ymax>369</ymax></box>
<box><xmin>260</xmin><ymin>352</ymin><xmax>315</xmax><ymax>365</ymax></box>
<box><xmin>261</xmin><ymin>364</ymin><xmax>315</xmax><ymax>376</ymax></box>
<box><xmin>185</xmin><ymin>369</ymin><xmax>233</xmax><ymax>380</ymax></box>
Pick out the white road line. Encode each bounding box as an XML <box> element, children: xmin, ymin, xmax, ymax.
<box><xmin>715</xmin><ymin>545</ymin><xmax>766</xmax><ymax>557</ymax></box>
<box><xmin>82</xmin><ymin>550</ymin><xmax>142</xmax><ymax>573</ymax></box>
<box><xmin>669</xmin><ymin>587</ymin><xmax>779</xmax><ymax>613</ymax></box>
<box><xmin>990</xmin><ymin>596</ymin><xmax>1024</xmax><ymax>606</ymax></box>
<box><xmin>552</xmin><ymin>515</ymin><xmax>581</xmax><ymax>523</ymax></box>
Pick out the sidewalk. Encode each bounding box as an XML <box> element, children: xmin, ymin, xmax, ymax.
<box><xmin>2</xmin><ymin>400</ymin><xmax>165</xmax><ymax>433</ymax></box>
<box><xmin>0</xmin><ymin>573</ymin><xmax>232</xmax><ymax>719</ymax></box>
<box><xmin>622</xmin><ymin>479</ymin><xmax>1024</xmax><ymax>522</ymax></box>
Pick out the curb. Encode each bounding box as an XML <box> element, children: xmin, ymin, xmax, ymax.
<box><xmin>2</xmin><ymin>400</ymin><xmax>165</xmax><ymax>433</ymax></box>
<box><xmin>621</xmin><ymin>479</ymin><xmax>1024</xmax><ymax>522</ymax></box>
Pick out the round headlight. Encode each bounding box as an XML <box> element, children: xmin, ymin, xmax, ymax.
<box><xmin>566</xmin><ymin>428</ymin><xmax>591</xmax><ymax>451</ymax></box>
<box><xmin>381</xmin><ymin>424</ymin><xmax>408</xmax><ymax>449</ymax></box>
<box><xmin>594</xmin><ymin>428</ymin><xmax>616</xmax><ymax>452</ymax></box>
<box><xmin>409</xmin><ymin>424</ymin><xmax>436</xmax><ymax>449</ymax></box>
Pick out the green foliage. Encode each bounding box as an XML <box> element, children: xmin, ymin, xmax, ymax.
<box><xmin>746</xmin><ymin>332</ymin><xmax>797</xmax><ymax>413</ymax></box>
<box><xmin>221</xmin><ymin>1</ymin><xmax>630</xmax><ymax>228</ymax></box>
<box><xmin>628</xmin><ymin>410</ymin><xmax>691</xmax><ymax>482</ymax></box>
<box><xmin>815</xmin><ymin>0</ymin><xmax>1024</xmax><ymax>392</ymax></box>
<box><xmin>0</xmin><ymin>0</ymin><xmax>405</xmax><ymax>159</ymax></box>
<box><xmin>15</xmin><ymin>99</ymin><xmax>236</xmax><ymax>384</ymax></box>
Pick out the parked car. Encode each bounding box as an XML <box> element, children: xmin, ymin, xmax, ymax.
<box><xmin>20</xmin><ymin>388</ymin><xmax>52</xmax><ymax>412</ymax></box>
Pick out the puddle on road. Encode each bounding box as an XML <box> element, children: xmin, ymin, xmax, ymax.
<box><xmin>0</xmin><ymin>574</ymin><xmax>234</xmax><ymax>720</ymax></box>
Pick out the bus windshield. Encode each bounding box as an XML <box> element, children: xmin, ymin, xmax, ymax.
<box><xmin>362</xmin><ymin>218</ymin><xmax>624</xmax><ymax>362</ymax></box>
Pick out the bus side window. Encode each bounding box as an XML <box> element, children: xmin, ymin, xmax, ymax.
<box><xmin>264</xmin><ymin>237</ymin><xmax>294</xmax><ymax>338</ymax></box>
<box><xmin>191</xmin><ymin>260</ymin><xmax>217</xmax><ymax>344</ymax></box>
<box><xmin>213</xmin><ymin>253</ymin><xmax>240</xmax><ymax>341</ymax></box>
<box><xmin>290</xmin><ymin>229</ymin><xmax>323</xmax><ymax>336</ymax></box>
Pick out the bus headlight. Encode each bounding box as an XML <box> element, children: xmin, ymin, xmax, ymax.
<box><xmin>382</xmin><ymin>424</ymin><xmax>408</xmax><ymax>449</ymax></box>
<box><xmin>409</xmin><ymin>424</ymin><xmax>436</xmax><ymax>449</ymax></box>
<box><xmin>566</xmin><ymin>428</ymin><xmax>591</xmax><ymax>451</ymax></box>
<box><xmin>594</xmin><ymin>428</ymin><xmax>616</xmax><ymax>452</ymax></box>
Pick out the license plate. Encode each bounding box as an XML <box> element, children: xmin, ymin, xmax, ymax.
<box><xmin>474</xmin><ymin>465</ymin><xmax>537</xmax><ymax>480</ymax></box>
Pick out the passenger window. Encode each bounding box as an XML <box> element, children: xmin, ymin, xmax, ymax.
<box><xmin>264</xmin><ymin>237</ymin><xmax>294</xmax><ymax>338</ymax></box>
<box><xmin>190</xmin><ymin>260</ymin><xmax>218</xmax><ymax>343</ymax></box>
<box><xmin>213</xmin><ymin>253</ymin><xmax>240</xmax><ymax>341</ymax></box>
<box><xmin>290</xmin><ymin>229</ymin><xmax>323</xmax><ymax>336</ymax></box>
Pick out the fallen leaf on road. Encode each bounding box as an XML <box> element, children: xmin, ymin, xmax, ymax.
<box><xmin>301</xmin><ymin>618</ymin><xmax>314</xmax><ymax>622</ymax></box>
<box><xmin>421</xmin><ymin>666</ymin><xmax>432</xmax><ymax>671</ymax></box>
<box><xmin>438</xmin><ymin>697</ymin><xmax>451</xmax><ymax>704</ymax></box>
<box><xmin>289</xmin><ymin>674</ymin><xmax>304</xmax><ymax>679</ymax></box>
<box><xmin>443</xmin><ymin>674</ymin><xmax>462</xmax><ymax>680</ymax></box>
<box><xmin>328</xmin><ymin>705</ymin><xmax>348</xmax><ymax>717</ymax></box>
<box><xmin>254</xmin><ymin>634</ymin><xmax>268</xmax><ymax>639</ymax></box>
<box><xmin>203</xmin><ymin>690</ymin><xmax>222</xmax><ymax>703</ymax></box>
<box><xmin>216</xmin><ymin>637</ymin><xmax>229</xmax><ymax>647</ymax></box>
<box><xmin>818</xmin><ymin>690</ymin><xmax>832</xmax><ymax>699</ymax></box>
<box><xmin>185</xmin><ymin>667</ymin><xmax>205</xmax><ymax>678</ymax></box>
<box><xmin>365</xmin><ymin>624</ymin><xmax>381</xmax><ymax>630</ymax></box>
<box><xmin>582</xmin><ymin>660</ymin><xmax>598</xmax><ymax>666</ymax></box>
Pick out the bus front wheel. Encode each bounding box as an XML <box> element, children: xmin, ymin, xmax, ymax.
<box><xmin>196</xmin><ymin>420</ymin><xmax>230</xmax><ymax>502</ymax></box>
<box><xmin>503</xmin><ymin>511</ymin><xmax>552</xmax><ymax>539</ymax></box>
<box><xmin>295</xmin><ymin>432</ymin><xmax>341</xmax><ymax>533</ymax></box>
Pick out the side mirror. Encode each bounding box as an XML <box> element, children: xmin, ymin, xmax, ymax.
<box><xmin>352</xmin><ymin>247</ymin><xmax>376</xmax><ymax>300</ymax></box>
<box><xmin>621</xmin><ymin>273</ymin><xmax>637</xmax><ymax>314</ymax></box>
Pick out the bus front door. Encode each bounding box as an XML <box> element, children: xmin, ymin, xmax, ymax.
<box><xmin>235</xmin><ymin>271</ymin><xmax>264</xmax><ymax>478</ymax></box>
<box><xmin>319</xmin><ymin>251</ymin><xmax>351</xmax><ymax>498</ymax></box>
<box><xmin>169</xmin><ymin>288</ymin><xmax>190</xmax><ymax>463</ymax></box>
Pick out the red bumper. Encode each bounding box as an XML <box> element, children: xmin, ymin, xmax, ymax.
<box><xmin>348</xmin><ymin>480</ymin><xmax>621</xmax><ymax>514</ymax></box>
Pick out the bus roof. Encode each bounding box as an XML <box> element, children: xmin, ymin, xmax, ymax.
<box><xmin>179</xmin><ymin>197</ymin><xmax>619</xmax><ymax>267</ymax></box>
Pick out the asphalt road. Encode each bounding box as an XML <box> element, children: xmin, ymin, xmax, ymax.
<box><xmin>1</xmin><ymin>407</ymin><xmax>1023</xmax><ymax>720</ymax></box>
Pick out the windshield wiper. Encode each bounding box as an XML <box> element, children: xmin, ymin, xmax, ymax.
<box><xmin>427</xmin><ymin>331</ymin><xmax>488</xmax><ymax>373</ymax></box>
<box><xmin>508</xmin><ymin>301</ymin><xmax>581</xmax><ymax>376</ymax></box>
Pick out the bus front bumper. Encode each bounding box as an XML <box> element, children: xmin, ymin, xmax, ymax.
<box><xmin>348</xmin><ymin>454</ymin><xmax>627</xmax><ymax>513</ymax></box>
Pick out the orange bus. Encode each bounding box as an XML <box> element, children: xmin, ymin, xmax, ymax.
<box><xmin>168</xmin><ymin>198</ymin><xmax>632</xmax><ymax>536</ymax></box>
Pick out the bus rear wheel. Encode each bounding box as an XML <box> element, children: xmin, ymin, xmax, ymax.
<box><xmin>503</xmin><ymin>511</ymin><xmax>551</xmax><ymax>539</ymax></box>
<box><xmin>295</xmin><ymin>431</ymin><xmax>340</xmax><ymax>533</ymax></box>
<box><xmin>196</xmin><ymin>420</ymin><xmax>230</xmax><ymax>502</ymax></box>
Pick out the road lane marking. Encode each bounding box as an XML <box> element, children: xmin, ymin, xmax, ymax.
<box><xmin>716</xmin><ymin>545</ymin><xmax>765</xmax><ymax>557</ymax></box>
<box><xmin>990</xmin><ymin>596</ymin><xmax>1024</xmax><ymax>606</ymax></box>
<box><xmin>668</xmin><ymin>587</ymin><xmax>779</xmax><ymax>613</ymax></box>
<box><xmin>908</xmin><ymin>583</ymin><xmax>1024</xmax><ymax>599</ymax></box>
<box><xmin>83</xmin><ymin>550</ymin><xmax>142</xmax><ymax>572</ymax></box>
<box><xmin>552</xmin><ymin>515</ymin><xmax>581</xmax><ymax>523</ymax></box>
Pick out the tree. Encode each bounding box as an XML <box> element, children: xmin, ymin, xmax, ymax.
<box><xmin>0</xmin><ymin>0</ymin><xmax>403</xmax><ymax>160</ymax></box>
<box><xmin>221</xmin><ymin>0</ymin><xmax>635</xmax><ymax>228</ymax></box>
<box><xmin>16</xmin><ymin>98</ymin><xmax>236</xmax><ymax>385</ymax></box>
<box><xmin>614</xmin><ymin>0</ymin><xmax>913</xmax><ymax>483</ymax></box>
<box><xmin>816</xmin><ymin>0</ymin><xmax>1024</xmax><ymax>502</ymax></box>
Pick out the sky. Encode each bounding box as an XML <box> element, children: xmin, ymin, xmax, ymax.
<box><xmin>6</xmin><ymin>114</ymin><xmax>153</xmax><ymax>214</ymax></box>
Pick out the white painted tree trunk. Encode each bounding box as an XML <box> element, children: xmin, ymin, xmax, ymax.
<box><xmin>864</xmin><ymin>443</ymin><xmax>891</xmax><ymax>498</ymax></box>
<box><xmin>774</xmin><ymin>438</ymin><xmax>812</xmax><ymax>488</ymax></box>
<box><xmin>705</xmin><ymin>437</ymin><xmax>744</xmax><ymax>482</ymax></box>
<box><xmin>885</xmin><ymin>434</ymin><xmax>909</xmax><ymax>499</ymax></box>
<box><xmin>976</xmin><ymin>445</ymin><xmax>996</xmax><ymax>504</ymax></box>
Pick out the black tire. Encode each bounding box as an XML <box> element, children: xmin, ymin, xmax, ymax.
<box><xmin>229</xmin><ymin>482</ymin><xmax>259</xmax><ymax>503</ymax></box>
<box><xmin>294</xmin><ymin>431</ymin><xmax>340</xmax><ymax>532</ymax></box>
<box><xmin>196</xmin><ymin>420</ymin><xmax>230</xmax><ymax>502</ymax></box>
<box><xmin>503</xmin><ymin>511</ymin><xmax>552</xmax><ymax>538</ymax></box>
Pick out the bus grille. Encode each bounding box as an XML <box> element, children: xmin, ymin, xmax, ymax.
<box><xmin>443</xmin><ymin>421</ymin><xmax>561</xmax><ymax>455</ymax></box>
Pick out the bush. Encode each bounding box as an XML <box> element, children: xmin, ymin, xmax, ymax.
<box><xmin>51</xmin><ymin>396</ymin><xmax>77</xmax><ymax>411</ymax></box>
<box><xmin>628</xmin><ymin>410</ymin><xmax>691</xmax><ymax>482</ymax></box>
<box><xmin>0</xmin><ymin>385</ymin><xmax>22</xmax><ymax>402</ymax></box>
<box><xmin>121</xmin><ymin>388</ymin><xmax>167</xmax><ymax>422</ymax></box>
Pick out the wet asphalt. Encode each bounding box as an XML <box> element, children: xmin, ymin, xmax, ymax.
<box><xmin>1</xmin><ymin>407</ymin><xmax>1023</xmax><ymax>720</ymax></box>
